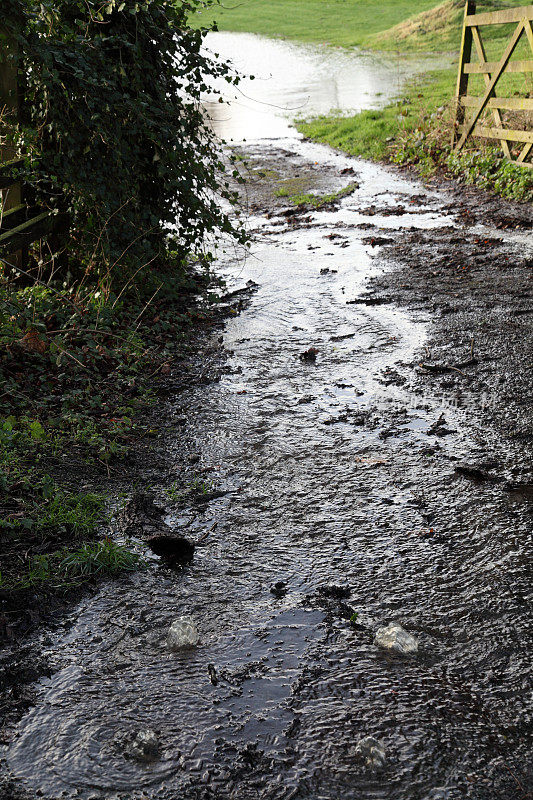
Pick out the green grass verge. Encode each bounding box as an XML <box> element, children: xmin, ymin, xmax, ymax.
<box><xmin>194</xmin><ymin>0</ymin><xmax>529</xmax><ymax>51</ymax></box>
<box><xmin>194</xmin><ymin>0</ymin><xmax>440</xmax><ymax>48</ymax></box>
<box><xmin>297</xmin><ymin>67</ymin><xmax>455</xmax><ymax>161</ymax></box>
<box><xmin>297</xmin><ymin>66</ymin><xmax>533</xmax><ymax>202</ymax></box>
<box><xmin>369</xmin><ymin>0</ymin><xmax>532</xmax><ymax>52</ymax></box>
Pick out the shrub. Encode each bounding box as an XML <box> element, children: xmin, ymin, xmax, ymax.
<box><xmin>3</xmin><ymin>0</ymin><xmax>245</xmax><ymax>279</ymax></box>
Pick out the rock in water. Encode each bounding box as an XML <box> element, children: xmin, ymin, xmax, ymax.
<box><xmin>130</xmin><ymin>729</ymin><xmax>159</xmax><ymax>761</ymax></box>
<box><xmin>146</xmin><ymin>535</ymin><xmax>195</xmax><ymax>566</ymax></box>
<box><xmin>299</xmin><ymin>347</ymin><xmax>319</xmax><ymax>362</ymax></box>
<box><xmin>374</xmin><ymin>622</ymin><xmax>418</xmax><ymax>655</ymax></box>
<box><xmin>270</xmin><ymin>581</ymin><xmax>288</xmax><ymax>598</ymax></box>
<box><xmin>355</xmin><ymin>736</ymin><xmax>386</xmax><ymax>768</ymax></box>
<box><xmin>167</xmin><ymin>616</ymin><xmax>199</xmax><ymax>650</ymax></box>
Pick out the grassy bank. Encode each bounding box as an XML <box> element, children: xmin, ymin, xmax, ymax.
<box><xmin>195</xmin><ymin>0</ymin><xmax>527</xmax><ymax>51</ymax></box>
<box><xmin>195</xmin><ymin>0</ymin><xmax>439</xmax><ymax>49</ymax></box>
<box><xmin>295</xmin><ymin>68</ymin><xmax>460</xmax><ymax>163</ymax></box>
<box><xmin>0</xmin><ymin>258</ymin><xmax>223</xmax><ymax>606</ymax></box>
<box><xmin>296</xmin><ymin>65</ymin><xmax>533</xmax><ymax>201</ymax></box>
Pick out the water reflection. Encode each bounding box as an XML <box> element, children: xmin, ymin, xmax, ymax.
<box><xmin>202</xmin><ymin>31</ymin><xmax>452</xmax><ymax>141</ymax></box>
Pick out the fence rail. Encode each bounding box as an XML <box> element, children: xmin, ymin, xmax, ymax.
<box><xmin>452</xmin><ymin>1</ymin><xmax>533</xmax><ymax>168</ymax></box>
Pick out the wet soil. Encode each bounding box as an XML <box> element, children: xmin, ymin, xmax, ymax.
<box><xmin>0</xmin><ymin>299</ymin><xmax>244</xmax><ymax>735</ymax></box>
<box><xmin>1</xmin><ymin>142</ymin><xmax>532</xmax><ymax>800</ymax></box>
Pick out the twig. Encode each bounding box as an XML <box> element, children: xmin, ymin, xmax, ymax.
<box><xmin>0</xmin><ymin>257</ymin><xmax>80</xmax><ymax>310</ymax></box>
<box><xmin>55</xmin><ymin>343</ymin><xmax>89</xmax><ymax>371</ymax></box>
<box><xmin>133</xmin><ymin>283</ymin><xmax>163</xmax><ymax>330</ymax></box>
<box><xmin>111</xmin><ymin>254</ymin><xmax>157</xmax><ymax>310</ymax></box>
<box><xmin>147</xmin><ymin>360</ymin><xmax>172</xmax><ymax>380</ymax></box>
<box><xmin>503</xmin><ymin>763</ymin><xmax>531</xmax><ymax>800</ymax></box>
<box><xmin>42</xmin><ymin>327</ymin><xmax>136</xmax><ymax>344</ymax></box>
<box><xmin>106</xmin><ymin>236</ymin><xmax>159</xmax><ymax>303</ymax></box>
<box><xmin>196</xmin><ymin>522</ymin><xmax>218</xmax><ymax>545</ymax></box>
<box><xmin>420</xmin><ymin>362</ymin><xmax>467</xmax><ymax>377</ymax></box>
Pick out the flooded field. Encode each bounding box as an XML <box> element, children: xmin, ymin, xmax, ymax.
<box><xmin>202</xmin><ymin>31</ymin><xmax>453</xmax><ymax>140</ymax></box>
<box><xmin>2</xmin><ymin>32</ymin><xmax>532</xmax><ymax>800</ymax></box>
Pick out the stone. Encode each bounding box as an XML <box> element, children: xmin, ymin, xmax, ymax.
<box><xmin>270</xmin><ymin>581</ymin><xmax>287</xmax><ymax>598</ymax></box>
<box><xmin>374</xmin><ymin>622</ymin><xmax>418</xmax><ymax>655</ymax></box>
<box><xmin>130</xmin><ymin>729</ymin><xmax>159</xmax><ymax>761</ymax></box>
<box><xmin>318</xmin><ymin>583</ymin><xmax>351</xmax><ymax>599</ymax></box>
<box><xmin>355</xmin><ymin>736</ymin><xmax>386</xmax><ymax>768</ymax></box>
<box><xmin>146</xmin><ymin>535</ymin><xmax>195</xmax><ymax>566</ymax></box>
<box><xmin>299</xmin><ymin>347</ymin><xmax>319</xmax><ymax>362</ymax></box>
<box><xmin>167</xmin><ymin>616</ymin><xmax>199</xmax><ymax>649</ymax></box>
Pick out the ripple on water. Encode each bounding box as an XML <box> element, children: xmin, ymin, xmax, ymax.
<box><xmin>6</xmin><ymin>145</ymin><xmax>532</xmax><ymax>799</ymax></box>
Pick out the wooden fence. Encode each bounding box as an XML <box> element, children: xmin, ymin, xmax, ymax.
<box><xmin>0</xmin><ymin>26</ymin><xmax>66</xmax><ymax>268</ymax></box>
<box><xmin>452</xmin><ymin>1</ymin><xmax>533</xmax><ymax>168</ymax></box>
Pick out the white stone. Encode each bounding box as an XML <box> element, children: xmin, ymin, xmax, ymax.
<box><xmin>167</xmin><ymin>616</ymin><xmax>199</xmax><ymax>650</ymax></box>
<box><xmin>374</xmin><ymin>622</ymin><xmax>418</xmax><ymax>655</ymax></box>
<box><xmin>355</xmin><ymin>736</ymin><xmax>386</xmax><ymax>768</ymax></box>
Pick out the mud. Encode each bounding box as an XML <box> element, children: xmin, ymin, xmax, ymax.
<box><xmin>1</xmin><ymin>136</ymin><xmax>531</xmax><ymax>800</ymax></box>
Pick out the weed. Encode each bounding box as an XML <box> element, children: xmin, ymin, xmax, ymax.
<box><xmin>275</xmin><ymin>183</ymin><xmax>358</xmax><ymax>208</ymax></box>
<box><xmin>0</xmin><ymin>540</ymin><xmax>143</xmax><ymax>590</ymax></box>
<box><xmin>165</xmin><ymin>477</ymin><xmax>214</xmax><ymax>502</ymax></box>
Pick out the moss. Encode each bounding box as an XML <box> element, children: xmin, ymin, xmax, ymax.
<box><xmin>275</xmin><ymin>183</ymin><xmax>359</xmax><ymax>207</ymax></box>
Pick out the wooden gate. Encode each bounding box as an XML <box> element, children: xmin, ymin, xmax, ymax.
<box><xmin>452</xmin><ymin>1</ymin><xmax>533</xmax><ymax>168</ymax></box>
<box><xmin>0</xmin><ymin>26</ymin><xmax>67</xmax><ymax>268</ymax></box>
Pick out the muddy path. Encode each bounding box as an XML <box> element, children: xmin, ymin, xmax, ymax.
<box><xmin>1</xmin><ymin>136</ymin><xmax>531</xmax><ymax>800</ymax></box>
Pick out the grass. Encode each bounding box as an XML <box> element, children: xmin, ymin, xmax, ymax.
<box><xmin>0</xmin><ymin>417</ymin><xmax>142</xmax><ymax>589</ymax></box>
<box><xmin>194</xmin><ymin>0</ymin><xmax>529</xmax><ymax>51</ymax></box>
<box><xmin>0</xmin><ymin>417</ymin><xmax>106</xmax><ymax>535</ymax></box>
<box><xmin>194</xmin><ymin>0</ymin><xmax>441</xmax><ymax>49</ymax></box>
<box><xmin>275</xmin><ymin>182</ymin><xmax>359</xmax><ymax>207</ymax></box>
<box><xmin>368</xmin><ymin>0</ymin><xmax>530</xmax><ymax>52</ymax></box>
<box><xmin>0</xmin><ymin>540</ymin><xmax>143</xmax><ymax>591</ymax></box>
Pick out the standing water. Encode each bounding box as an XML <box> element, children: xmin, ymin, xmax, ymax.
<box><xmin>202</xmin><ymin>32</ymin><xmax>452</xmax><ymax>140</ymax></box>
<box><xmin>4</xmin><ymin>32</ymin><xmax>532</xmax><ymax>800</ymax></box>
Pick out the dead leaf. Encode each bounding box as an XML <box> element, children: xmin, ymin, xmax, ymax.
<box><xmin>19</xmin><ymin>328</ymin><xmax>49</xmax><ymax>354</ymax></box>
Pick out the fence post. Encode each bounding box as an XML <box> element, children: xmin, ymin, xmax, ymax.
<box><xmin>0</xmin><ymin>28</ymin><xmax>21</xmax><ymax>208</ymax></box>
<box><xmin>1</xmin><ymin>25</ymin><xmax>23</xmax><ymax>268</ymax></box>
<box><xmin>451</xmin><ymin>0</ymin><xmax>477</xmax><ymax>149</ymax></box>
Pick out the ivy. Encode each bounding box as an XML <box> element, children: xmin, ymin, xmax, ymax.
<box><xmin>3</xmin><ymin>0</ymin><xmax>245</xmax><ymax>278</ymax></box>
